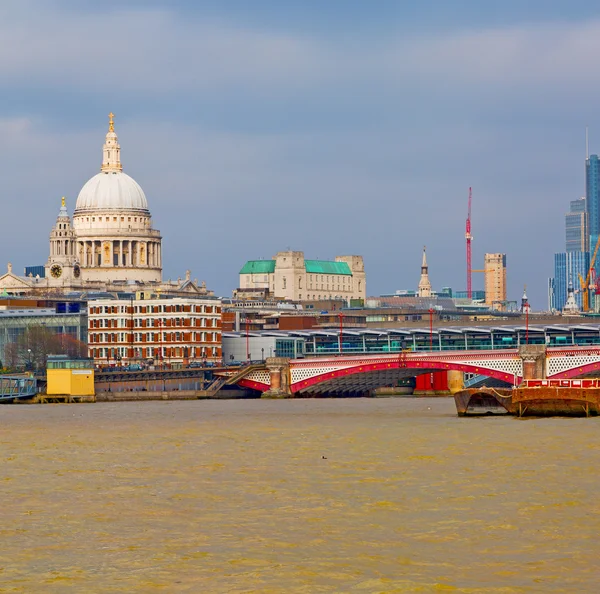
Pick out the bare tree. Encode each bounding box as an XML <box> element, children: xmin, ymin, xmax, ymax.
<box><xmin>9</xmin><ymin>325</ymin><xmax>88</xmax><ymax>370</ymax></box>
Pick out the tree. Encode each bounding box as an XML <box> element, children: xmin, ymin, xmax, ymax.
<box><xmin>8</xmin><ymin>325</ymin><xmax>88</xmax><ymax>370</ymax></box>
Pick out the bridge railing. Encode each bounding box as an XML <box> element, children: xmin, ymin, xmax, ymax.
<box><xmin>0</xmin><ymin>376</ymin><xmax>38</xmax><ymax>400</ymax></box>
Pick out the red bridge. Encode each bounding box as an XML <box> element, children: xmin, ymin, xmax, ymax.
<box><xmin>225</xmin><ymin>346</ymin><xmax>600</xmax><ymax>397</ymax></box>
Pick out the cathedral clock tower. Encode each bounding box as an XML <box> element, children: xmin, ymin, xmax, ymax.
<box><xmin>45</xmin><ymin>197</ymin><xmax>80</xmax><ymax>286</ymax></box>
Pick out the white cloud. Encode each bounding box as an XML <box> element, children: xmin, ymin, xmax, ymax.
<box><xmin>0</xmin><ymin>4</ymin><xmax>333</xmax><ymax>96</ymax></box>
<box><xmin>387</xmin><ymin>20</ymin><xmax>600</xmax><ymax>92</ymax></box>
<box><xmin>2</xmin><ymin>2</ymin><xmax>600</xmax><ymax>103</ymax></box>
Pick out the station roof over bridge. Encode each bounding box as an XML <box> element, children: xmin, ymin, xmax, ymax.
<box><xmin>223</xmin><ymin>323</ymin><xmax>600</xmax><ymax>341</ymax></box>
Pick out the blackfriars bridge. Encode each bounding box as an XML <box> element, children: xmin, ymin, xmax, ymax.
<box><xmin>227</xmin><ymin>346</ymin><xmax>600</xmax><ymax>397</ymax></box>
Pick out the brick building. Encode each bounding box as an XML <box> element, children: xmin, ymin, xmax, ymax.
<box><xmin>88</xmin><ymin>296</ymin><xmax>222</xmax><ymax>367</ymax></box>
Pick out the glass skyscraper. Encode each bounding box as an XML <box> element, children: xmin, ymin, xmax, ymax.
<box><xmin>566</xmin><ymin>197</ymin><xmax>587</xmax><ymax>252</ymax></box>
<box><xmin>587</xmin><ymin>154</ymin><xmax>600</xmax><ymax>264</ymax></box>
<box><xmin>553</xmin><ymin>251</ymin><xmax>589</xmax><ymax>310</ymax></box>
<box><xmin>549</xmin><ymin>153</ymin><xmax>598</xmax><ymax>311</ymax></box>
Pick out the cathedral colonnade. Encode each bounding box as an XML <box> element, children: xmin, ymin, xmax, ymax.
<box><xmin>76</xmin><ymin>239</ymin><xmax>162</xmax><ymax>269</ymax></box>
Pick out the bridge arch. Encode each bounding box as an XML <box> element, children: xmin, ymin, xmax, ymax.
<box><xmin>290</xmin><ymin>359</ymin><xmax>519</xmax><ymax>394</ymax></box>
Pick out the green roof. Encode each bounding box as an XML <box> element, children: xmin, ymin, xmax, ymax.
<box><xmin>304</xmin><ymin>260</ymin><xmax>351</xmax><ymax>275</ymax></box>
<box><xmin>240</xmin><ymin>260</ymin><xmax>276</xmax><ymax>274</ymax></box>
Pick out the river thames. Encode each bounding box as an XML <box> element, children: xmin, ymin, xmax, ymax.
<box><xmin>1</xmin><ymin>398</ymin><xmax>599</xmax><ymax>592</ymax></box>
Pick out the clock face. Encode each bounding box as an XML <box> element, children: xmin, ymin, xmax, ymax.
<box><xmin>73</xmin><ymin>264</ymin><xmax>81</xmax><ymax>278</ymax></box>
<box><xmin>50</xmin><ymin>264</ymin><xmax>63</xmax><ymax>279</ymax></box>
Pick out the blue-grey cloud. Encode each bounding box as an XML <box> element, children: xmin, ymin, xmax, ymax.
<box><xmin>0</xmin><ymin>1</ymin><xmax>598</xmax><ymax>309</ymax></box>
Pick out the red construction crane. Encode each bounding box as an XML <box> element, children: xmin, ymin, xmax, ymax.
<box><xmin>465</xmin><ymin>187</ymin><xmax>472</xmax><ymax>299</ymax></box>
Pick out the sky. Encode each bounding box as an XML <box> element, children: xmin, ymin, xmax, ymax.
<box><xmin>1</xmin><ymin>0</ymin><xmax>599</xmax><ymax>309</ymax></box>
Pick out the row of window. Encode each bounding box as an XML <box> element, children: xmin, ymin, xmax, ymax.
<box><xmin>90</xmin><ymin>304</ymin><xmax>220</xmax><ymax>315</ymax></box>
<box><xmin>281</xmin><ymin>276</ymin><xmax>354</xmax><ymax>290</ymax></box>
<box><xmin>89</xmin><ymin>331</ymin><xmax>220</xmax><ymax>343</ymax></box>
<box><xmin>84</xmin><ymin>216</ymin><xmax>147</xmax><ymax>223</ymax></box>
<box><xmin>90</xmin><ymin>317</ymin><xmax>220</xmax><ymax>329</ymax></box>
<box><xmin>91</xmin><ymin>346</ymin><xmax>220</xmax><ymax>359</ymax></box>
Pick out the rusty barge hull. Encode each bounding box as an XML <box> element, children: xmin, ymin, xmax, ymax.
<box><xmin>513</xmin><ymin>387</ymin><xmax>600</xmax><ymax>417</ymax></box>
<box><xmin>455</xmin><ymin>380</ymin><xmax>600</xmax><ymax>417</ymax></box>
<box><xmin>454</xmin><ymin>388</ymin><xmax>514</xmax><ymax>416</ymax></box>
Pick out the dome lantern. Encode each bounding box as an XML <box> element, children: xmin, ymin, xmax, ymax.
<box><xmin>101</xmin><ymin>112</ymin><xmax>123</xmax><ymax>173</ymax></box>
<box><xmin>74</xmin><ymin>113</ymin><xmax>149</xmax><ymax>213</ymax></box>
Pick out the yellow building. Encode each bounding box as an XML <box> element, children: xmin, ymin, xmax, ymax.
<box><xmin>484</xmin><ymin>253</ymin><xmax>507</xmax><ymax>309</ymax></box>
<box><xmin>46</xmin><ymin>355</ymin><xmax>95</xmax><ymax>400</ymax></box>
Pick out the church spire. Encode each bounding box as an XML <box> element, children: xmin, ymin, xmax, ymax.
<box><xmin>418</xmin><ymin>245</ymin><xmax>432</xmax><ymax>298</ymax></box>
<box><xmin>101</xmin><ymin>112</ymin><xmax>122</xmax><ymax>173</ymax></box>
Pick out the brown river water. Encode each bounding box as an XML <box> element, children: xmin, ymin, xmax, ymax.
<box><xmin>1</xmin><ymin>398</ymin><xmax>599</xmax><ymax>593</ymax></box>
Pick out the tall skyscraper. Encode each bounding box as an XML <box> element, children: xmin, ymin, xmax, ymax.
<box><xmin>587</xmin><ymin>154</ymin><xmax>600</xmax><ymax>263</ymax></box>
<box><xmin>484</xmin><ymin>253</ymin><xmax>506</xmax><ymax>309</ymax></box>
<box><xmin>566</xmin><ymin>197</ymin><xmax>588</xmax><ymax>252</ymax></box>
<box><xmin>553</xmin><ymin>251</ymin><xmax>590</xmax><ymax>310</ymax></box>
<box><xmin>548</xmin><ymin>278</ymin><xmax>556</xmax><ymax>312</ymax></box>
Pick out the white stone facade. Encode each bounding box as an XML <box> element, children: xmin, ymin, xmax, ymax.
<box><xmin>418</xmin><ymin>246</ymin><xmax>432</xmax><ymax>298</ymax></box>
<box><xmin>0</xmin><ymin>114</ymin><xmax>214</xmax><ymax>298</ymax></box>
<box><xmin>238</xmin><ymin>251</ymin><xmax>366</xmax><ymax>302</ymax></box>
<box><xmin>45</xmin><ymin>113</ymin><xmax>162</xmax><ymax>286</ymax></box>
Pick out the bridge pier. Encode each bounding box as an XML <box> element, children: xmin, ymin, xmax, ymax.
<box><xmin>519</xmin><ymin>345</ymin><xmax>547</xmax><ymax>380</ymax></box>
<box><xmin>262</xmin><ymin>357</ymin><xmax>293</xmax><ymax>398</ymax></box>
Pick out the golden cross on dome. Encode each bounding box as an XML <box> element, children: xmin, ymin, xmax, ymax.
<box><xmin>61</xmin><ymin>196</ymin><xmax>65</xmax><ymax>207</ymax></box>
<box><xmin>108</xmin><ymin>112</ymin><xmax>115</xmax><ymax>132</ymax></box>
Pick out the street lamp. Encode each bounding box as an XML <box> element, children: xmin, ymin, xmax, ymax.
<box><xmin>338</xmin><ymin>312</ymin><xmax>345</xmax><ymax>354</ymax></box>
<box><xmin>261</xmin><ymin>347</ymin><xmax>265</xmax><ymax>361</ymax></box>
<box><xmin>428</xmin><ymin>308</ymin><xmax>434</xmax><ymax>351</ymax></box>
<box><xmin>245</xmin><ymin>317</ymin><xmax>250</xmax><ymax>363</ymax></box>
<box><xmin>27</xmin><ymin>348</ymin><xmax>32</xmax><ymax>371</ymax></box>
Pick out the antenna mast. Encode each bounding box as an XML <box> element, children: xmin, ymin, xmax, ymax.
<box><xmin>586</xmin><ymin>127</ymin><xmax>589</xmax><ymax>160</ymax></box>
<box><xmin>466</xmin><ymin>187</ymin><xmax>473</xmax><ymax>299</ymax></box>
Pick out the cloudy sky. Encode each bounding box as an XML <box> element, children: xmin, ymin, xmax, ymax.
<box><xmin>1</xmin><ymin>0</ymin><xmax>598</xmax><ymax>307</ymax></box>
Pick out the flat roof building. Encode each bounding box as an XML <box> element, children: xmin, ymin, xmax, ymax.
<box><xmin>88</xmin><ymin>296</ymin><xmax>222</xmax><ymax>367</ymax></box>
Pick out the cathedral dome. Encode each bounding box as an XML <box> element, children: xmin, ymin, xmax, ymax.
<box><xmin>74</xmin><ymin>171</ymin><xmax>149</xmax><ymax>213</ymax></box>
<box><xmin>73</xmin><ymin>112</ymin><xmax>149</xmax><ymax>214</ymax></box>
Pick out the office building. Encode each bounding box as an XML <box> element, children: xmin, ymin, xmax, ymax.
<box><xmin>87</xmin><ymin>296</ymin><xmax>222</xmax><ymax>366</ymax></box>
<box><xmin>238</xmin><ymin>251</ymin><xmax>366</xmax><ymax>303</ymax></box>
<box><xmin>587</xmin><ymin>154</ymin><xmax>600</xmax><ymax>263</ymax></box>
<box><xmin>553</xmin><ymin>251</ymin><xmax>589</xmax><ymax>311</ymax></box>
<box><xmin>0</xmin><ymin>300</ymin><xmax>87</xmax><ymax>366</ymax></box>
<box><xmin>566</xmin><ymin>197</ymin><xmax>588</xmax><ymax>252</ymax></box>
<box><xmin>484</xmin><ymin>253</ymin><xmax>507</xmax><ymax>309</ymax></box>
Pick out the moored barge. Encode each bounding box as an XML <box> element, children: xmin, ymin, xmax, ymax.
<box><xmin>512</xmin><ymin>378</ymin><xmax>600</xmax><ymax>417</ymax></box>
<box><xmin>454</xmin><ymin>379</ymin><xmax>600</xmax><ymax>417</ymax></box>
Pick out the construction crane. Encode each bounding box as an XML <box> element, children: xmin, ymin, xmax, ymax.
<box><xmin>578</xmin><ymin>234</ymin><xmax>600</xmax><ymax>312</ymax></box>
<box><xmin>465</xmin><ymin>187</ymin><xmax>472</xmax><ymax>299</ymax></box>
